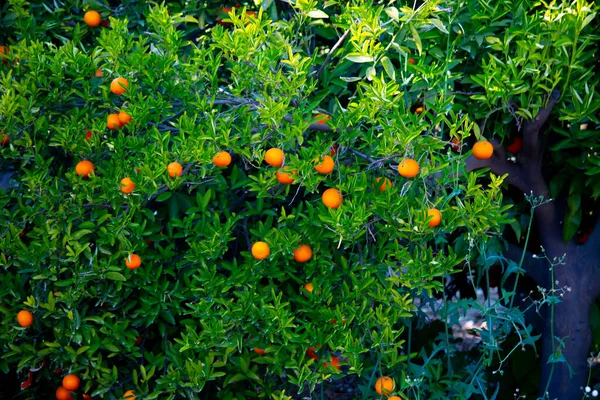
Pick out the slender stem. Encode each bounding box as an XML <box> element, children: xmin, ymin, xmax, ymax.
<box><xmin>509</xmin><ymin>211</ymin><xmax>535</xmax><ymax>309</ymax></box>
<box><xmin>543</xmin><ymin>265</ymin><xmax>557</xmax><ymax>397</ymax></box>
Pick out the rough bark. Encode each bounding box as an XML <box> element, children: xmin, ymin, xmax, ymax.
<box><xmin>467</xmin><ymin>89</ymin><xmax>600</xmax><ymax>398</ymax></box>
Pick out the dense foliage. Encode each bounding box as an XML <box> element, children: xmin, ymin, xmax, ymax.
<box><xmin>1</xmin><ymin>0</ymin><xmax>598</xmax><ymax>399</ymax></box>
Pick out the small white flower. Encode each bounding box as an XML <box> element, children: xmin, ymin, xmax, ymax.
<box><xmin>593</xmin><ymin>389</ymin><xmax>598</xmax><ymax>397</ymax></box>
<box><xmin>586</xmin><ymin>386</ymin><xmax>591</xmax><ymax>393</ymax></box>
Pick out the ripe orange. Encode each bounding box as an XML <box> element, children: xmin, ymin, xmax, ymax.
<box><xmin>322</xmin><ymin>188</ymin><xmax>342</xmax><ymax>209</ymax></box>
<box><xmin>167</xmin><ymin>162</ymin><xmax>183</xmax><ymax>178</ymax></box>
<box><xmin>316</xmin><ymin>113</ymin><xmax>331</xmax><ymax>124</ymax></box>
<box><xmin>107</xmin><ymin>113</ymin><xmax>122</xmax><ymax>130</ymax></box>
<box><xmin>276</xmin><ymin>169</ymin><xmax>295</xmax><ymax>185</ymax></box>
<box><xmin>120</xmin><ymin>178</ymin><xmax>135</xmax><ymax>194</ymax></box>
<box><xmin>118</xmin><ymin>111</ymin><xmax>132</xmax><ymax>125</ymax></box>
<box><xmin>0</xmin><ymin>46</ymin><xmax>8</xmax><ymax>56</ymax></box>
<box><xmin>253</xmin><ymin>348</ymin><xmax>266</xmax><ymax>355</ymax></box>
<box><xmin>293</xmin><ymin>244</ymin><xmax>312</xmax><ymax>263</ymax></box>
<box><xmin>125</xmin><ymin>254</ymin><xmax>142</xmax><ymax>269</ymax></box>
<box><xmin>304</xmin><ymin>283</ymin><xmax>314</xmax><ymax>293</ymax></box>
<box><xmin>375</xmin><ymin>376</ymin><xmax>395</xmax><ymax>396</ymax></box>
<box><xmin>56</xmin><ymin>386</ymin><xmax>73</xmax><ymax>400</ymax></box>
<box><xmin>388</xmin><ymin>397</ymin><xmax>402</xmax><ymax>400</ymax></box>
<box><xmin>415</xmin><ymin>106</ymin><xmax>424</xmax><ymax>114</ymax></box>
<box><xmin>93</xmin><ymin>69</ymin><xmax>103</xmax><ymax>77</ymax></box>
<box><xmin>17</xmin><ymin>310</ymin><xmax>33</xmax><ymax>327</ymax></box>
<box><xmin>85</xmin><ymin>131</ymin><xmax>93</xmax><ymax>141</ymax></box>
<box><xmin>110</xmin><ymin>77</ymin><xmax>129</xmax><ymax>95</ymax></box>
<box><xmin>82</xmin><ymin>395</ymin><xmax>92</xmax><ymax>400</ymax></box>
<box><xmin>75</xmin><ymin>160</ymin><xmax>94</xmax><ymax>178</ymax></box>
<box><xmin>397</xmin><ymin>158</ymin><xmax>419</xmax><ymax>178</ymax></box>
<box><xmin>473</xmin><ymin>140</ymin><xmax>494</xmax><ymax>159</ymax></box>
<box><xmin>264</xmin><ymin>148</ymin><xmax>284</xmax><ymax>167</ymax></box>
<box><xmin>427</xmin><ymin>208</ymin><xmax>442</xmax><ymax>227</ymax></box>
<box><xmin>84</xmin><ymin>10</ymin><xmax>101</xmax><ymax>27</ymax></box>
<box><xmin>62</xmin><ymin>374</ymin><xmax>80</xmax><ymax>390</ymax></box>
<box><xmin>251</xmin><ymin>241</ymin><xmax>270</xmax><ymax>260</ymax></box>
<box><xmin>375</xmin><ymin>177</ymin><xmax>392</xmax><ymax>192</ymax></box>
<box><xmin>123</xmin><ymin>391</ymin><xmax>135</xmax><ymax>399</ymax></box>
<box><xmin>0</xmin><ymin>133</ymin><xmax>9</xmax><ymax>146</ymax></box>
<box><xmin>213</xmin><ymin>151</ymin><xmax>232</xmax><ymax>167</ymax></box>
<box><xmin>408</xmin><ymin>58</ymin><xmax>415</xmax><ymax>65</ymax></box>
<box><xmin>314</xmin><ymin>155</ymin><xmax>334</xmax><ymax>174</ymax></box>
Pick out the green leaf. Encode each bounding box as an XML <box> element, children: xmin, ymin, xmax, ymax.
<box><xmin>345</xmin><ymin>54</ymin><xmax>373</xmax><ymax>63</ymax></box>
<box><xmin>428</xmin><ymin>19</ymin><xmax>448</xmax><ymax>34</ymax></box>
<box><xmin>385</xmin><ymin>7</ymin><xmax>399</xmax><ymax>21</ymax></box>
<box><xmin>381</xmin><ymin>56</ymin><xmax>396</xmax><ymax>80</ymax></box>
<box><xmin>307</xmin><ymin>10</ymin><xmax>328</xmax><ymax>19</ymax></box>
<box><xmin>409</xmin><ymin>25</ymin><xmax>422</xmax><ymax>55</ymax></box>
<box><xmin>156</xmin><ymin>191</ymin><xmax>172</xmax><ymax>202</ymax></box>
<box><xmin>106</xmin><ymin>272</ymin><xmax>127</xmax><ymax>281</ymax></box>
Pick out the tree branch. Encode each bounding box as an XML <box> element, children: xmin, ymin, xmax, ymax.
<box><xmin>521</xmin><ymin>89</ymin><xmax>560</xmax><ymax>169</ymax></box>
<box><xmin>315</xmin><ymin>30</ymin><xmax>350</xmax><ymax>78</ymax></box>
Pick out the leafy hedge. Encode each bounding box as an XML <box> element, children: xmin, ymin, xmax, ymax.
<box><xmin>1</xmin><ymin>0</ymin><xmax>598</xmax><ymax>399</ymax></box>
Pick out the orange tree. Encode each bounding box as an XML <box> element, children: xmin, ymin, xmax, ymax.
<box><xmin>0</xmin><ymin>0</ymin><xmax>599</xmax><ymax>399</ymax></box>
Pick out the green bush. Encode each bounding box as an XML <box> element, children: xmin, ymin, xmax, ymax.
<box><xmin>1</xmin><ymin>0</ymin><xmax>598</xmax><ymax>399</ymax></box>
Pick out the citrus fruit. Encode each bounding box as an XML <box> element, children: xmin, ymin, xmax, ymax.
<box><xmin>253</xmin><ymin>348</ymin><xmax>266</xmax><ymax>355</ymax></box>
<box><xmin>84</xmin><ymin>10</ymin><xmax>101</xmax><ymax>27</ymax></box>
<box><xmin>408</xmin><ymin>57</ymin><xmax>415</xmax><ymax>64</ymax></box>
<box><xmin>75</xmin><ymin>160</ymin><xmax>94</xmax><ymax>178</ymax></box>
<box><xmin>118</xmin><ymin>111</ymin><xmax>132</xmax><ymax>125</ymax></box>
<box><xmin>0</xmin><ymin>133</ymin><xmax>9</xmax><ymax>146</ymax></box>
<box><xmin>123</xmin><ymin>391</ymin><xmax>135</xmax><ymax>399</ymax></box>
<box><xmin>167</xmin><ymin>162</ymin><xmax>183</xmax><ymax>178</ymax></box>
<box><xmin>473</xmin><ymin>140</ymin><xmax>494</xmax><ymax>159</ymax></box>
<box><xmin>82</xmin><ymin>395</ymin><xmax>92</xmax><ymax>400</ymax></box>
<box><xmin>375</xmin><ymin>376</ymin><xmax>395</xmax><ymax>396</ymax></box>
<box><xmin>56</xmin><ymin>386</ymin><xmax>73</xmax><ymax>400</ymax></box>
<box><xmin>276</xmin><ymin>169</ymin><xmax>295</xmax><ymax>185</ymax></box>
<box><xmin>17</xmin><ymin>310</ymin><xmax>33</xmax><ymax>327</ymax></box>
<box><xmin>93</xmin><ymin>69</ymin><xmax>103</xmax><ymax>77</ymax></box>
<box><xmin>397</xmin><ymin>158</ymin><xmax>419</xmax><ymax>178</ymax></box>
<box><xmin>85</xmin><ymin>131</ymin><xmax>92</xmax><ymax>141</ymax></box>
<box><xmin>316</xmin><ymin>113</ymin><xmax>331</xmax><ymax>124</ymax></box>
<box><xmin>304</xmin><ymin>283</ymin><xmax>314</xmax><ymax>293</ymax></box>
<box><xmin>213</xmin><ymin>151</ymin><xmax>232</xmax><ymax>167</ymax></box>
<box><xmin>264</xmin><ymin>148</ymin><xmax>284</xmax><ymax>167</ymax></box>
<box><xmin>293</xmin><ymin>244</ymin><xmax>312</xmax><ymax>263</ymax></box>
<box><xmin>251</xmin><ymin>241</ymin><xmax>270</xmax><ymax>260</ymax></box>
<box><xmin>375</xmin><ymin>177</ymin><xmax>392</xmax><ymax>192</ymax></box>
<box><xmin>110</xmin><ymin>77</ymin><xmax>129</xmax><ymax>95</ymax></box>
<box><xmin>125</xmin><ymin>254</ymin><xmax>142</xmax><ymax>269</ymax></box>
<box><xmin>62</xmin><ymin>374</ymin><xmax>80</xmax><ymax>391</ymax></box>
<box><xmin>415</xmin><ymin>106</ymin><xmax>424</xmax><ymax>114</ymax></box>
<box><xmin>120</xmin><ymin>178</ymin><xmax>135</xmax><ymax>194</ymax></box>
<box><xmin>506</xmin><ymin>137</ymin><xmax>523</xmax><ymax>154</ymax></box>
<box><xmin>314</xmin><ymin>155</ymin><xmax>334</xmax><ymax>174</ymax></box>
<box><xmin>388</xmin><ymin>397</ymin><xmax>402</xmax><ymax>400</ymax></box>
<box><xmin>322</xmin><ymin>188</ymin><xmax>342</xmax><ymax>209</ymax></box>
<box><xmin>107</xmin><ymin>113</ymin><xmax>122</xmax><ymax>130</ymax></box>
<box><xmin>427</xmin><ymin>208</ymin><xmax>442</xmax><ymax>227</ymax></box>
<box><xmin>0</xmin><ymin>46</ymin><xmax>8</xmax><ymax>56</ymax></box>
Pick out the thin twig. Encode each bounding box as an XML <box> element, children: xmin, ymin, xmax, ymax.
<box><xmin>315</xmin><ymin>30</ymin><xmax>350</xmax><ymax>78</ymax></box>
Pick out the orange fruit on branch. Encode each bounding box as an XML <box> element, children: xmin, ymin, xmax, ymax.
<box><xmin>125</xmin><ymin>254</ymin><xmax>142</xmax><ymax>269</ymax></box>
<box><xmin>264</xmin><ymin>148</ymin><xmax>284</xmax><ymax>167</ymax></box>
<box><xmin>56</xmin><ymin>386</ymin><xmax>73</xmax><ymax>400</ymax></box>
<box><xmin>0</xmin><ymin>133</ymin><xmax>9</xmax><ymax>146</ymax></box>
<box><xmin>472</xmin><ymin>140</ymin><xmax>494</xmax><ymax>159</ymax></box>
<box><xmin>427</xmin><ymin>208</ymin><xmax>442</xmax><ymax>227</ymax></box>
<box><xmin>213</xmin><ymin>151</ymin><xmax>232</xmax><ymax>167</ymax></box>
<box><xmin>118</xmin><ymin>111</ymin><xmax>132</xmax><ymax>125</ymax></box>
<box><xmin>120</xmin><ymin>178</ymin><xmax>135</xmax><ymax>194</ymax></box>
<box><xmin>398</xmin><ymin>158</ymin><xmax>419</xmax><ymax>178</ymax></box>
<box><xmin>322</xmin><ymin>188</ymin><xmax>342</xmax><ymax>209</ymax></box>
<box><xmin>110</xmin><ymin>77</ymin><xmax>129</xmax><ymax>95</ymax></box>
<box><xmin>167</xmin><ymin>162</ymin><xmax>183</xmax><ymax>178</ymax></box>
<box><xmin>75</xmin><ymin>160</ymin><xmax>94</xmax><ymax>178</ymax></box>
<box><xmin>251</xmin><ymin>241</ymin><xmax>270</xmax><ymax>260</ymax></box>
<box><xmin>304</xmin><ymin>283</ymin><xmax>314</xmax><ymax>293</ymax></box>
<box><xmin>276</xmin><ymin>169</ymin><xmax>295</xmax><ymax>185</ymax></box>
<box><xmin>314</xmin><ymin>155</ymin><xmax>334</xmax><ymax>174</ymax></box>
<box><xmin>315</xmin><ymin>113</ymin><xmax>331</xmax><ymax>124</ymax></box>
<box><xmin>62</xmin><ymin>374</ymin><xmax>80</xmax><ymax>391</ymax></box>
<box><xmin>84</xmin><ymin>10</ymin><xmax>101</xmax><ymax>27</ymax></box>
<box><xmin>293</xmin><ymin>244</ymin><xmax>312</xmax><ymax>263</ymax></box>
<box><xmin>375</xmin><ymin>376</ymin><xmax>395</xmax><ymax>396</ymax></box>
<box><xmin>253</xmin><ymin>348</ymin><xmax>266</xmax><ymax>355</ymax></box>
<box><xmin>375</xmin><ymin>177</ymin><xmax>392</xmax><ymax>192</ymax></box>
<box><xmin>123</xmin><ymin>391</ymin><xmax>135</xmax><ymax>399</ymax></box>
<box><xmin>17</xmin><ymin>310</ymin><xmax>33</xmax><ymax>327</ymax></box>
<box><xmin>107</xmin><ymin>113</ymin><xmax>122</xmax><ymax>130</ymax></box>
